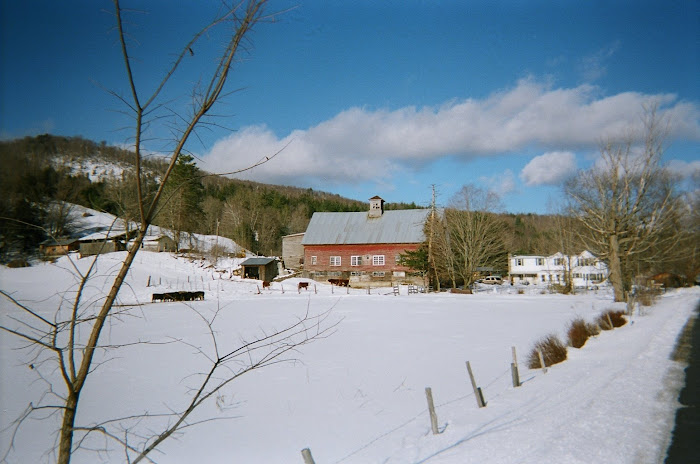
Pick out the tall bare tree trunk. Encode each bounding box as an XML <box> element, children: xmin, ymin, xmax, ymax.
<box><xmin>57</xmin><ymin>394</ymin><xmax>79</xmax><ymax>464</ymax></box>
<box><xmin>608</xmin><ymin>234</ymin><xmax>625</xmax><ymax>302</ymax></box>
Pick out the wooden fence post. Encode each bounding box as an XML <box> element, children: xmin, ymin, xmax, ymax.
<box><xmin>301</xmin><ymin>448</ymin><xmax>315</xmax><ymax>464</ymax></box>
<box><xmin>425</xmin><ymin>387</ymin><xmax>440</xmax><ymax>435</ymax></box>
<box><xmin>537</xmin><ymin>350</ymin><xmax>548</xmax><ymax>373</ymax></box>
<box><xmin>466</xmin><ymin>361</ymin><xmax>486</xmax><ymax>408</ymax></box>
<box><xmin>511</xmin><ymin>346</ymin><xmax>521</xmax><ymax>387</ymax></box>
<box><xmin>147</xmin><ymin>275</ymin><xmax>151</xmax><ymax>287</ymax></box>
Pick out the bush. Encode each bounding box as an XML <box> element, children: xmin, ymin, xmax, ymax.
<box><xmin>6</xmin><ymin>258</ymin><xmax>29</xmax><ymax>268</ymax></box>
<box><xmin>528</xmin><ymin>334</ymin><xmax>568</xmax><ymax>369</ymax></box>
<box><xmin>567</xmin><ymin>318</ymin><xmax>599</xmax><ymax>348</ymax></box>
<box><xmin>596</xmin><ymin>310</ymin><xmax>627</xmax><ymax>330</ymax></box>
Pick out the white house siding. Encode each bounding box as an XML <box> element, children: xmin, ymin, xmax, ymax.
<box><xmin>508</xmin><ymin>251</ymin><xmax>608</xmax><ymax>288</ymax></box>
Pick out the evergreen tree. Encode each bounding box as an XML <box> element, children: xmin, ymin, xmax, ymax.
<box><xmin>157</xmin><ymin>154</ymin><xmax>204</xmax><ymax>249</ymax></box>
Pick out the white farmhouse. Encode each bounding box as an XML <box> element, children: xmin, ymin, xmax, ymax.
<box><xmin>508</xmin><ymin>250</ymin><xmax>608</xmax><ymax>288</ymax></box>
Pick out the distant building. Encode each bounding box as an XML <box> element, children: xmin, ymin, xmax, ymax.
<box><xmin>40</xmin><ymin>238</ymin><xmax>80</xmax><ymax>256</ymax></box>
<box><xmin>281</xmin><ymin>232</ymin><xmax>305</xmax><ymax>270</ymax></box>
<box><xmin>128</xmin><ymin>234</ymin><xmax>177</xmax><ymax>253</ymax></box>
<box><xmin>240</xmin><ymin>257</ymin><xmax>279</xmax><ymax>281</ymax></box>
<box><xmin>78</xmin><ymin>230</ymin><xmax>130</xmax><ymax>257</ymax></box>
<box><xmin>301</xmin><ymin>196</ymin><xmax>431</xmax><ymax>284</ymax></box>
<box><xmin>508</xmin><ymin>250</ymin><xmax>608</xmax><ymax>287</ymax></box>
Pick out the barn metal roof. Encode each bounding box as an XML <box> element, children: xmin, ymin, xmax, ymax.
<box><xmin>301</xmin><ymin>209</ymin><xmax>432</xmax><ymax>245</ymax></box>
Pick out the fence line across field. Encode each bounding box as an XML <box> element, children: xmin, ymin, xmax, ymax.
<box><xmin>320</xmin><ymin>353</ymin><xmax>542</xmax><ymax>464</ymax></box>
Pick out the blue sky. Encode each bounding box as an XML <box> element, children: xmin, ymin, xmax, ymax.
<box><xmin>1</xmin><ymin>0</ymin><xmax>698</xmax><ymax>213</ymax></box>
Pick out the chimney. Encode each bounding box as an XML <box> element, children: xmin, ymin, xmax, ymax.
<box><xmin>368</xmin><ymin>196</ymin><xmax>384</xmax><ymax>218</ymax></box>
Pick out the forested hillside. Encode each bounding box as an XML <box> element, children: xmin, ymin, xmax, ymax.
<box><xmin>0</xmin><ymin>135</ymin><xmax>427</xmax><ymax>260</ymax></box>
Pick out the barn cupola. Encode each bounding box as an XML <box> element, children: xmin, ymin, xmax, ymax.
<box><xmin>368</xmin><ymin>196</ymin><xmax>385</xmax><ymax>218</ymax></box>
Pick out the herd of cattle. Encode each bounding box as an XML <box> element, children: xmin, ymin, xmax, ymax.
<box><xmin>152</xmin><ymin>291</ymin><xmax>205</xmax><ymax>302</ymax></box>
<box><xmin>153</xmin><ymin>279</ymin><xmax>353</xmax><ymax>302</ymax></box>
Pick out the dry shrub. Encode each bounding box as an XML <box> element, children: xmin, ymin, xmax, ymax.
<box><xmin>6</xmin><ymin>259</ymin><xmax>29</xmax><ymax>268</ymax></box>
<box><xmin>528</xmin><ymin>334</ymin><xmax>568</xmax><ymax>369</ymax></box>
<box><xmin>637</xmin><ymin>290</ymin><xmax>658</xmax><ymax>307</ymax></box>
<box><xmin>596</xmin><ymin>309</ymin><xmax>627</xmax><ymax>330</ymax></box>
<box><xmin>606</xmin><ymin>310</ymin><xmax>627</xmax><ymax>327</ymax></box>
<box><xmin>567</xmin><ymin>318</ymin><xmax>599</xmax><ymax>348</ymax></box>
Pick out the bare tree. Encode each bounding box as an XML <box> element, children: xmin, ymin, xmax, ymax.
<box><xmin>565</xmin><ymin>104</ymin><xmax>682</xmax><ymax>301</ymax></box>
<box><xmin>0</xmin><ymin>2</ymin><xmax>327</xmax><ymax>463</ymax></box>
<box><xmin>438</xmin><ymin>185</ymin><xmax>508</xmax><ymax>288</ymax></box>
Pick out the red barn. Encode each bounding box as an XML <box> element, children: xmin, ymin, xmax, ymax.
<box><xmin>301</xmin><ymin>196</ymin><xmax>431</xmax><ymax>285</ymax></box>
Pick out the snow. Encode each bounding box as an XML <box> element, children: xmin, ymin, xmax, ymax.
<box><xmin>1</xmin><ymin>248</ymin><xmax>697</xmax><ymax>464</ymax></box>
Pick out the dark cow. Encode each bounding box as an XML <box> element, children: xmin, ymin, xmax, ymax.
<box><xmin>297</xmin><ymin>282</ymin><xmax>309</xmax><ymax>291</ymax></box>
<box><xmin>262</xmin><ymin>281</ymin><xmax>271</xmax><ymax>289</ymax></box>
<box><xmin>328</xmin><ymin>278</ymin><xmax>349</xmax><ymax>287</ymax></box>
<box><xmin>153</xmin><ymin>291</ymin><xmax>204</xmax><ymax>302</ymax></box>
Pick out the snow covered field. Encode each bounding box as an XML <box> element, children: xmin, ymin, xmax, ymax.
<box><xmin>1</xmin><ymin>250</ymin><xmax>697</xmax><ymax>464</ymax></box>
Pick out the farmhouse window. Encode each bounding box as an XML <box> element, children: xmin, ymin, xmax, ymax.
<box><xmin>395</xmin><ymin>254</ymin><xmax>401</xmax><ymax>264</ymax></box>
<box><xmin>554</xmin><ymin>258</ymin><xmax>564</xmax><ymax>266</ymax></box>
<box><xmin>351</xmin><ymin>256</ymin><xmax>362</xmax><ymax>266</ymax></box>
<box><xmin>372</xmin><ymin>255</ymin><xmax>385</xmax><ymax>266</ymax></box>
<box><xmin>311</xmin><ymin>256</ymin><xmax>317</xmax><ymax>265</ymax></box>
<box><xmin>330</xmin><ymin>256</ymin><xmax>341</xmax><ymax>266</ymax></box>
<box><xmin>536</xmin><ymin>258</ymin><xmax>544</xmax><ymax>266</ymax></box>
<box><xmin>515</xmin><ymin>258</ymin><xmax>523</xmax><ymax>266</ymax></box>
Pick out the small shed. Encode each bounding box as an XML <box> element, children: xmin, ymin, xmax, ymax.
<box><xmin>78</xmin><ymin>230</ymin><xmax>130</xmax><ymax>258</ymax></box>
<box><xmin>40</xmin><ymin>238</ymin><xmax>80</xmax><ymax>256</ymax></box>
<box><xmin>131</xmin><ymin>235</ymin><xmax>177</xmax><ymax>252</ymax></box>
<box><xmin>240</xmin><ymin>257</ymin><xmax>279</xmax><ymax>281</ymax></box>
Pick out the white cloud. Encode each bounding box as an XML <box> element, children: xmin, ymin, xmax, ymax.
<box><xmin>201</xmin><ymin>78</ymin><xmax>700</xmax><ymax>188</ymax></box>
<box><xmin>520</xmin><ymin>151</ymin><xmax>577</xmax><ymax>186</ymax></box>
<box><xmin>480</xmin><ymin>169</ymin><xmax>518</xmax><ymax>195</ymax></box>
<box><xmin>578</xmin><ymin>41</ymin><xmax>620</xmax><ymax>82</ymax></box>
<box><xmin>667</xmin><ymin>159</ymin><xmax>700</xmax><ymax>179</ymax></box>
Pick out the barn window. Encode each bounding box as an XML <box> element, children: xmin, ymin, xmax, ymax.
<box><xmin>372</xmin><ymin>271</ymin><xmax>385</xmax><ymax>277</ymax></box>
<box><xmin>351</xmin><ymin>256</ymin><xmax>362</xmax><ymax>266</ymax></box>
<box><xmin>372</xmin><ymin>255</ymin><xmax>385</xmax><ymax>266</ymax></box>
<box><xmin>311</xmin><ymin>256</ymin><xmax>317</xmax><ymax>265</ymax></box>
<box><xmin>330</xmin><ymin>256</ymin><xmax>341</xmax><ymax>266</ymax></box>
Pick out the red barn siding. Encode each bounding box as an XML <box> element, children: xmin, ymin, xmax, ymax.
<box><xmin>304</xmin><ymin>243</ymin><xmax>420</xmax><ymax>274</ymax></box>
